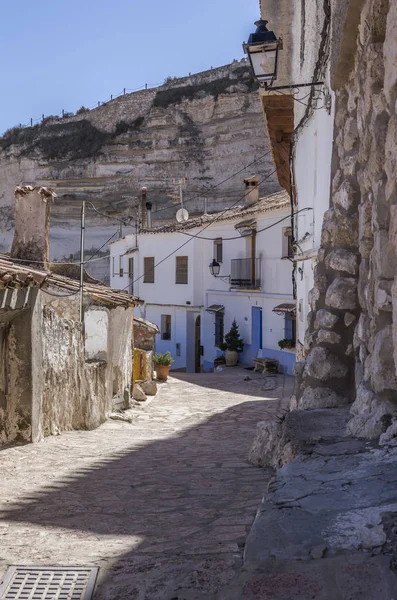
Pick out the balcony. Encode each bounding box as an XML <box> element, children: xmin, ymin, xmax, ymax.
<box><xmin>230</xmin><ymin>258</ymin><xmax>261</xmax><ymax>290</ymax></box>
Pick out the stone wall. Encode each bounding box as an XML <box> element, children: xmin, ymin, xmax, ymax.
<box><xmin>41</xmin><ymin>303</ymin><xmax>109</xmax><ymax>436</ymax></box>
<box><xmin>295</xmin><ymin>0</ymin><xmax>397</xmax><ymax>442</ymax></box>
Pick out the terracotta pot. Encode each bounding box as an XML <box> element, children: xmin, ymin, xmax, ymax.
<box><xmin>156</xmin><ymin>364</ymin><xmax>171</xmax><ymax>381</ymax></box>
<box><xmin>225</xmin><ymin>350</ymin><xmax>239</xmax><ymax>367</ymax></box>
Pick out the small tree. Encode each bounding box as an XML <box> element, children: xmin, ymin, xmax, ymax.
<box><xmin>220</xmin><ymin>320</ymin><xmax>244</xmax><ymax>353</ymax></box>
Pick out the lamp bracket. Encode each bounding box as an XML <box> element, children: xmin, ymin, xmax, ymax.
<box><xmin>214</xmin><ymin>275</ymin><xmax>231</xmax><ymax>284</ymax></box>
<box><xmin>263</xmin><ymin>81</ymin><xmax>324</xmax><ymax>90</ymax></box>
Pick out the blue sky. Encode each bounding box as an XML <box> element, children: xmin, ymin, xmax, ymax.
<box><xmin>0</xmin><ymin>0</ymin><xmax>260</xmax><ymax>134</ymax></box>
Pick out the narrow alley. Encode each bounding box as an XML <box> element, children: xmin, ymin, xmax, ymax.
<box><xmin>0</xmin><ymin>370</ymin><xmax>292</xmax><ymax>599</ymax></box>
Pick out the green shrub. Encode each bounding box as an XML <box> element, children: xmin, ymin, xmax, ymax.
<box><xmin>153</xmin><ymin>352</ymin><xmax>174</xmax><ymax>366</ymax></box>
<box><xmin>278</xmin><ymin>338</ymin><xmax>295</xmax><ymax>350</ymax></box>
<box><xmin>219</xmin><ymin>320</ymin><xmax>244</xmax><ymax>353</ymax></box>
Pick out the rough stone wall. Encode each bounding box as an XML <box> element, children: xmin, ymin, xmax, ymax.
<box><xmin>11</xmin><ymin>187</ymin><xmax>53</xmax><ymax>269</ymax></box>
<box><xmin>134</xmin><ymin>326</ymin><xmax>155</xmax><ymax>352</ymax></box>
<box><xmin>0</xmin><ymin>310</ymin><xmax>33</xmax><ymax>445</ymax></box>
<box><xmin>295</xmin><ymin>0</ymin><xmax>397</xmax><ymax>442</ymax></box>
<box><xmin>108</xmin><ymin>306</ymin><xmax>134</xmax><ymax>404</ymax></box>
<box><xmin>41</xmin><ymin>304</ymin><xmax>109</xmax><ymax>436</ymax></box>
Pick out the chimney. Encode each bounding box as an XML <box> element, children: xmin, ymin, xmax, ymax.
<box><xmin>244</xmin><ymin>176</ymin><xmax>259</xmax><ymax>206</ymax></box>
<box><xmin>141</xmin><ymin>187</ymin><xmax>147</xmax><ymax>229</ymax></box>
<box><xmin>146</xmin><ymin>199</ymin><xmax>153</xmax><ymax>229</ymax></box>
<box><xmin>11</xmin><ymin>186</ymin><xmax>56</xmax><ymax>270</ymax></box>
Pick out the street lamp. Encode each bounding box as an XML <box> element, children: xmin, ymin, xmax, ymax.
<box><xmin>209</xmin><ymin>259</ymin><xmax>221</xmax><ymax>277</ymax></box>
<box><xmin>242</xmin><ymin>19</ymin><xmax>282</xmax><ymax>87</ymax></box>
<box><xmin>209</xmin><ymin>259</ymin><xmax>231</xmax><ymax>284</ymax></box>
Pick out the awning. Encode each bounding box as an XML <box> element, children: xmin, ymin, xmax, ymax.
<box><xmin>272</xmin><ymin>303</ymin><xmax>296</xmax><ymax>317</ymax></box>
<box><xmin>206</xmin><ymin>304</ymin><xmax>225</xmax><ymax>314</ymax></box>
<box><xmin>235</xmin><ymin>218</ymin><xmax>257</xmax><ymax>237</ymax></box>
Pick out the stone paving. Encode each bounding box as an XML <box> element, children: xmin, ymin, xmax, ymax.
<box><xmin>0</xmin><ymin>369</ymin><xmax>292</xmax><ymax>599</ymax></box>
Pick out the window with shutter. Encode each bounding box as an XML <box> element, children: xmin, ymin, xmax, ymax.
<box><xmin>214</xmin><ymin>312</ymin><xmax>224</xmax><ymax>347</ymax></box>
<box><xmin>128</xmin><ymin>258</ymin><xmax>134</xmax><ymax>294</ymax></box>
<box><xmin>214</xmin><ymin>238</ymin><xmax>223</xmax><ymax>263</ymax></box>
<box><xmin>144</xmin><ymin>257</ymin><xmax>155</xmax><ymax>283</ymax></box>
<box><xmin>175</xmin><ymin>256</ymin><xmax>188</xmax><ymax>284</ymax></box>
<box><xmin>161</xmin><ymin>314</ymin><xmax>172</xmax><ymax>340</ymax></box>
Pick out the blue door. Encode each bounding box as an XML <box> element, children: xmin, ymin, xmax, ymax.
<box><xmin>251</xmin><ymin>306</ymin><xmax>263</xmax><ymax>354</ymax></box>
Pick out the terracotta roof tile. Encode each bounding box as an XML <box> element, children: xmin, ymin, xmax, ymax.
<box><xmin>141</xmin><ymin>190</ymin><xmax>289</xmax><ymax>235</ymax></box>
<box><xmin>0</xmin><ymin>255</ymin><xmax>142</xmax><ymax>308</ymax></box>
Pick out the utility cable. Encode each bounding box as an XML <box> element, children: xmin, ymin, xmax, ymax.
<box><xmin>176</xmin><ymin>207</ymin><xmax>313</xmax><ymax>241</ymax></box>
<box><xmin>121</xmin><ymin>168</ymin><xmax>277</xmax><ymax>290</ymax></box>
<box><xmin>154</xmin><ymin>150</ymin><xmax>273</xmax><ymax>214</ymax></box>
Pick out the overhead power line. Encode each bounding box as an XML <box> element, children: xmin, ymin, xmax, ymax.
<box><xmin>121</xmin><ymin>167</ymin><xmax>278</xmax><ymax>290</ymax></box>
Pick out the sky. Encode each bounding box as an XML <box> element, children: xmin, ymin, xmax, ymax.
<box><xmin>0</xmin><ymin>0</ymin><xmax>260</xmax><ymax>134</ymax></box>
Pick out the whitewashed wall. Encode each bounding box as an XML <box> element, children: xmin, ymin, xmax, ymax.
<box><xmin>110</xmin><ymin>206</ymin><xmax>295</xmax><ymax>372</ymax></box>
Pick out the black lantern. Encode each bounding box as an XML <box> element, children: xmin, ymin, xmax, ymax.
<box><xmin>209</xmin><ymin>259</ymin><xmax>221</xmax><ymax>277</ymax></box>
<box><xmin>243</xmin><ymin>19</ymin><xmax>281</xmax><ymax>87</ymax></box>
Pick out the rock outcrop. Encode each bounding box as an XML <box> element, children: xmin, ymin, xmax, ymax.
<box><xmin>0</xmin><ymin>60</ymin><xmax>278</xmax><ymax>281</ymax></box>
<box><xmin>293</xmin><ymin>0</ymin><xmax>397</xmax><ymax>444</ymax></box>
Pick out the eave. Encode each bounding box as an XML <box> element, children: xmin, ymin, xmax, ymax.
<box><xmin>260</xmin><ymin>93</ymin><xmax>294</xmax><ymax>194</ymax></box>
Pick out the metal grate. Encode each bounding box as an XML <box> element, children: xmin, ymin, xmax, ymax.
<box><xmin>0</xmin><ymin>567</ymin><xmax>98</xmax><ymax>600</ymax></box>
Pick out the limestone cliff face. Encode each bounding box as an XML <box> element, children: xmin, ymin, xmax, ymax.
<box><xmin>0</xmin><ymin>61</ymin><xmax>278</xmax><ymax>280</ymax></box>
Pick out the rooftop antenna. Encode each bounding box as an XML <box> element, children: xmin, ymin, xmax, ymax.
<box><xmin>168</xmin><ymin>177</ymin><xmax>189</xmax><ymax>222</ymax></box>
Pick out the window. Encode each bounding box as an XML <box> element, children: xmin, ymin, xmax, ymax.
<box><xmin>128</xmin><ymin>258</ymin><xmax>134</xmax><ymax>295</ymax></box>
<box><xmin>283</xmin><ymin>227</ymin><xmax>294</xmax><ymax>258</ymax></box>
<box><xmin>176</xmin><ymin>256</ymin><xmax>188</xmax><ymax>284</ymax></box>
<box><xmin>214</xmin><ymin>238</ymin><xmax>223</xmax><ymax>263</ymax></box>
<box><xmin>284</xmin><ymin>314</ymin><xmax>296</xmax><ymax>345</ymax></box>
<box><xmin>119</xmin><ymin>255</ymin><xmax>124</xmax><ymax>277</ymax></box>
<box><xmin>161</xmin><ymin>314</ymin><xmax>172</xmax><ymax>340</ymax></box>
<box><xmin>215</xmin><ymin>312</ymin><xmax>224</xmax><ymax>347</ymax></box>
<box><xmin>112</xmin><ymin>256</ymin><xmax>116</xmax><ymax>276</ymax></box>
<box><xmin>144</xmin><ymin>257</ymin><xmax>155</xmax><ymax>283</ymax></box>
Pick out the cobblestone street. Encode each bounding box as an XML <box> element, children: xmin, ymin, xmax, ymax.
<box><xmin>0</xmin><ymin>370</ymin><xmax>292</xmax><ymax>599</ymax></box>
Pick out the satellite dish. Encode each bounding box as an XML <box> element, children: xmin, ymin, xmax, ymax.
<box><xmin>176</xmin><ymin>208</ymin><xmax>189</xmax><ymax>223</ymax></box>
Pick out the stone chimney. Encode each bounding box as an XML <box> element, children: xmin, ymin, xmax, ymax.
<box><xmin>244</xmin><ymin>176</ymin><xmax>259</xmax><ymax>206</ymax></box>
<box><xmin>11</xmin><ymin>186</ymin><xmax>56</xmax><ymax>270</ymax></box>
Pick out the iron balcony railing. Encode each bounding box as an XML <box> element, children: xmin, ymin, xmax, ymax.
<box><xmin>230</xmin><ymin>258</ymin><xmax>262</xmax><ymax>290</ymax></box>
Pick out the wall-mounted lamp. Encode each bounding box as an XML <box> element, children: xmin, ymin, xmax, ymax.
<box><xmin>242</xmin><ymin>19</ymin><xmax>282</xmax><ymax>88</ymax></box>
<box><xmin>243</xmin><ymin>18</ymin><xmax>324</xmax><ymax>94</ymax></box>
<box><xmin>209</xmin><ymin>259</ymin><xmax>230</xmax><ymax>284</ymax></box>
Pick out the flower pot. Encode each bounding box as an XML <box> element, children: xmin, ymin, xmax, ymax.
<box><xmin>225</xmin><ymin>350</ymin><xmax>239</xmax><ymax>367</ymax></box>
<box><xmin>156</xmin><ymin>364</ymin><xmax>171</xmax><ymax>381</ymax></box>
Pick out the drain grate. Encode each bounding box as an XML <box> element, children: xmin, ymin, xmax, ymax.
<box><xmin>0</xmin><ymin>567</ymin><xmax>98</xmax><ymax>600</ymax></box>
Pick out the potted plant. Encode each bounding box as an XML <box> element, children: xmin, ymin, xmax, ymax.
<box><xmin>220</xmin><ymin>319</ymin><xmax>244</xmax><ymax>366</ymax></box>
<box><xmin>278</xmin><ymin>338</ymin><xmax>295</xmax><ymax>351</ymax></box>
<box><xmin>153</xmin><ymin>352</ymin><xmax>174</xmax><ymax>381</ymax></box>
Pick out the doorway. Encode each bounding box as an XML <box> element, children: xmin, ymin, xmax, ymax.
<box><xmin>195</xmin><ymin>315</ymin><xmax>201</xmax><ymax>373</ymax></box>
<box><xmin>251</xmin><ymin>306</ymin><xmax>263</xmax><ymax>354</ymax></box>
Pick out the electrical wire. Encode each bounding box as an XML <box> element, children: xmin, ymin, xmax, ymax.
<box><xmin>176</xmin><ymin>208</ymin><xmax>313</xmax><ymax>241</ymax></box>
<box><xmin>121</xmin><ymin>168</ymin><xmax>277</xmax><ymax>290</ymax></box>
<box><xmin>86</xmin><ymin>231</ymin><xmax>119</xmax><ymax>262</ymax></box>
<box><xmin>153</xmin><ymin>150</ymin><xmax>273</xmax><ymax>214</ymax></box>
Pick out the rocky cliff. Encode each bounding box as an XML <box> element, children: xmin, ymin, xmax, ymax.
<box><xmin>0</xmin><ymin>60</ymin><xmax>278</xmax><ymax>281</ymax></box>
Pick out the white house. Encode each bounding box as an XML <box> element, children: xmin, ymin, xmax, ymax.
<box><xmin>248</xmin><ymin>3</ymin><xmax>336</xmax><ymax>358</ymax></box>
<box><xmin>109</xmin><ymin>188</ymin><xmax>296</xmax><ymax>374</ymax></box>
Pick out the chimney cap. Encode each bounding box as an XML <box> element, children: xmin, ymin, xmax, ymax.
<box><xmin>16</xmin><ymin>185</ymin><xmax>57</xmax><ymax>200</ymax></box>
<box><xmin>243</xmin><ymin>175</ymin><xmax>259</xmax><ymax>186</ymax></box>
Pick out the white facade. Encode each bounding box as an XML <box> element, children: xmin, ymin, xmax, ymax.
<box><xmin>110</xmin><ymin>195</ymin><xmax>296</xmax><ymax>374</ymax></box>
<box><xmin>293</xmin><ymin>98</ymin><xmax>335</xmax><ymax>348</ymax></box>
<box><xmin>259</xmin><ymin>0</ymin><xmax>336</xmax><ymax>353</ymax></box>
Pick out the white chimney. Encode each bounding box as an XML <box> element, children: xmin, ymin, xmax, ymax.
<box><xmin>244</xmin><ymin>176</ymin><xmax>259</xmax><ymax>206</ymax></box>
<box><xmin>11</xmin><ymin>186</ymin><xmax>56</xmax><ymax>269</ymax></box>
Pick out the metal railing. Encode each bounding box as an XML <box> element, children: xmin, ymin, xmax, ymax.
<box><xmin>230</xmin><ymin>258</ymin><xmax>261</xmax><ymax>290</ymax></box>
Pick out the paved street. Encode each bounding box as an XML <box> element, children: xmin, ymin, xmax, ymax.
<box><xmin>0</xmin><ymin>369</ymin><xmax>292</xmax><ymax>599</ymax></box>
